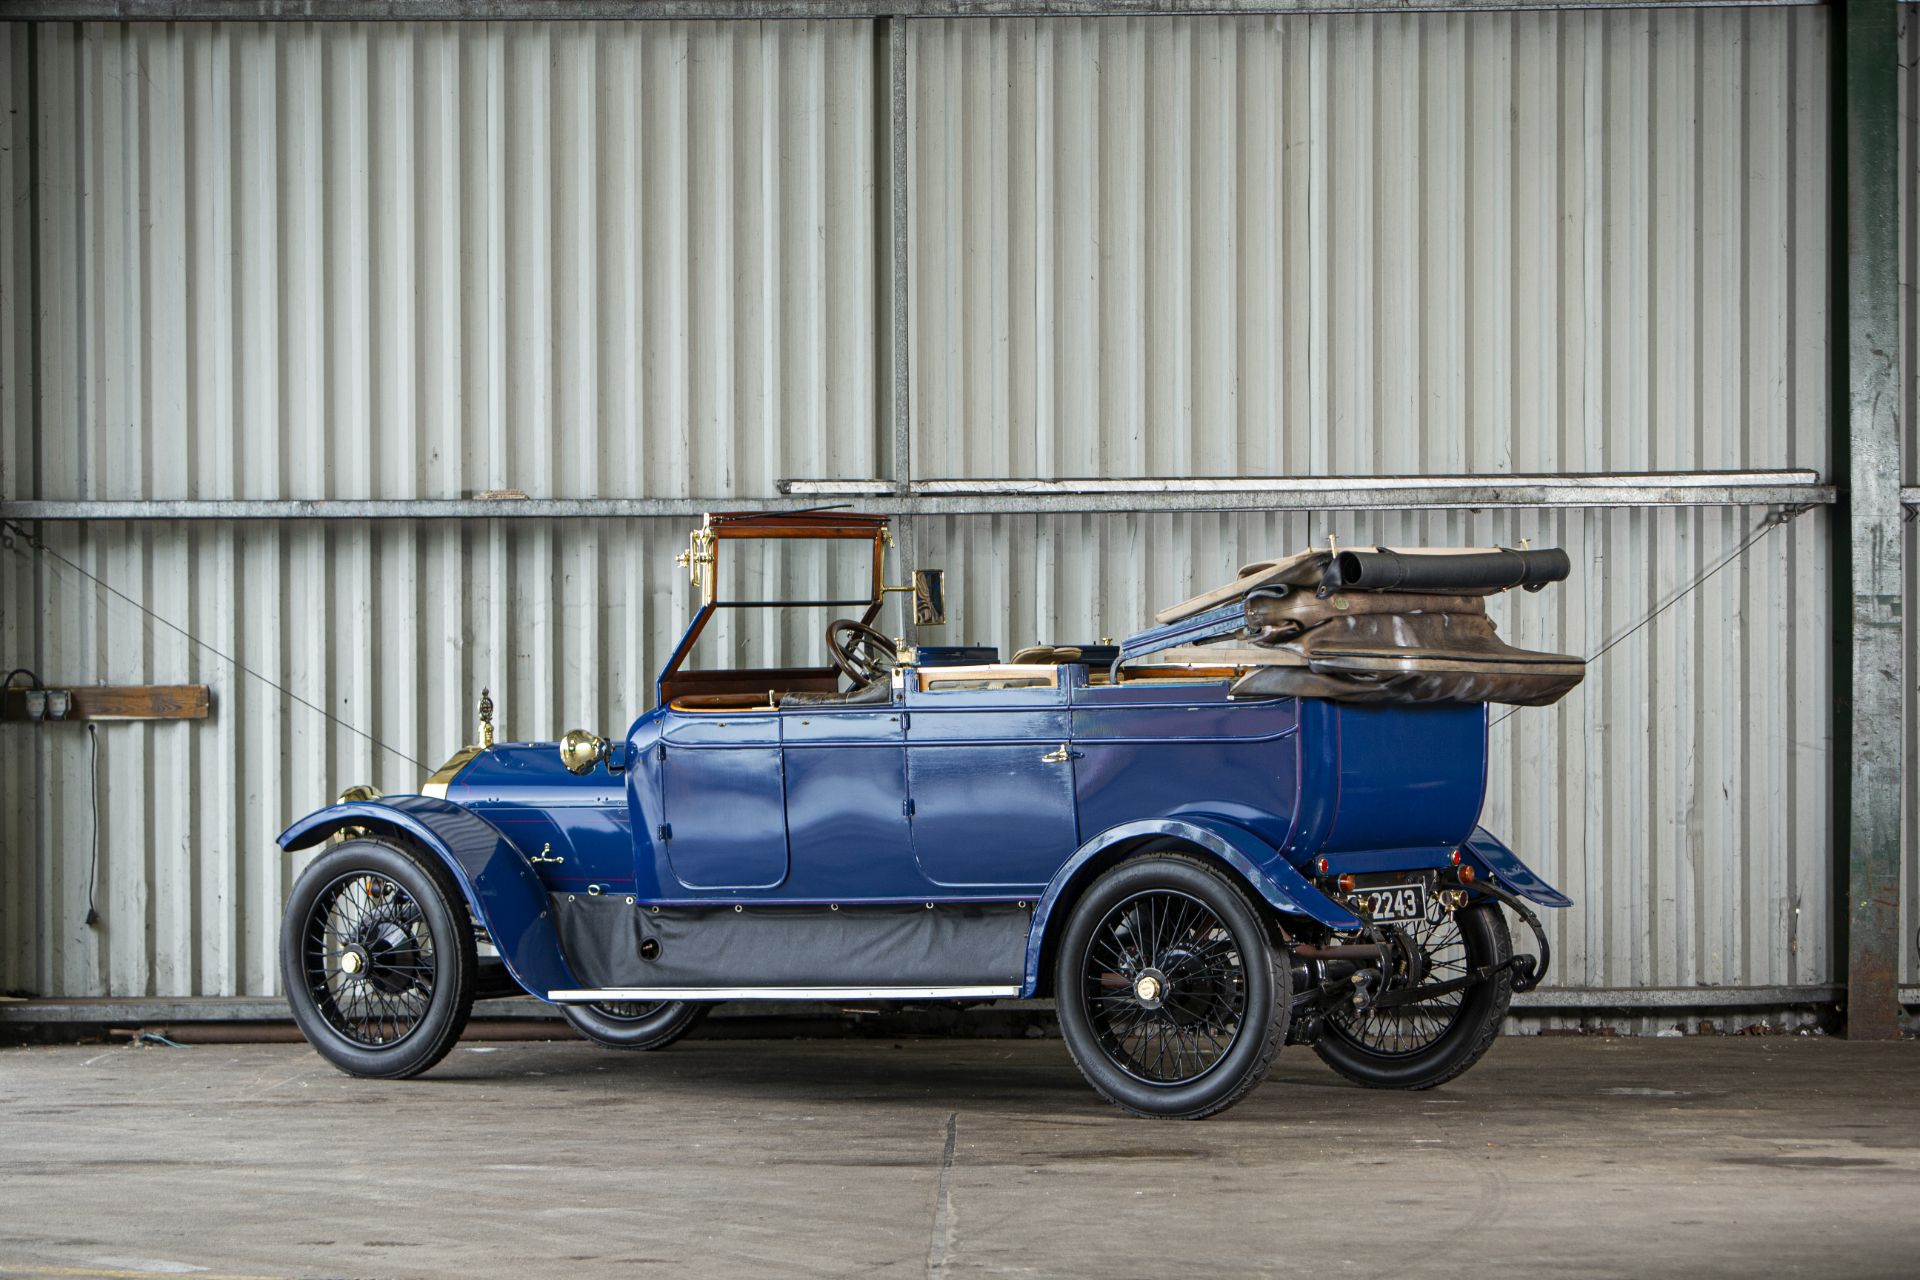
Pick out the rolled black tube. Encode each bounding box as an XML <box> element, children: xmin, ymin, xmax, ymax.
<box><xmin>1318</xmin><ymin>546</ymin><xmax>1571</xmax><ymax>595</ymax></box>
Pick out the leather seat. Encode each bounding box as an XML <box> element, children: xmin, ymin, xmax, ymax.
<box><xmin>1011</xmin><ymin>645</ymin><xmax>1083</xmax><ymax>664</ymax></box>
<box><xmin>779</xmin><ymin>682</ymin><xmax>893</xmax><ymax>708</ymax></box>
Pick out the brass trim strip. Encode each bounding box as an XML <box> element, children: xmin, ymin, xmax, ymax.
<box><xmin>421</xmin><ymin>745</ymin><xmax>482</xmax><ymax>799</ymax></box>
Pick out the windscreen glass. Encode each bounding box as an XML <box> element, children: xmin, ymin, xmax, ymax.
<box><xmin>683</xmin><ymin>537</ymin><xmax>883</xmax><ymax>672</ymax></box>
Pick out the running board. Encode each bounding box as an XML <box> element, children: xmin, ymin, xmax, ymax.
<box><xmin>548</xmin><ymin>985</ymin><xmax>1023</xmax><ymax>1003</ymax></box>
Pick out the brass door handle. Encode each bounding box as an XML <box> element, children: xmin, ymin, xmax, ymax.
<box><xmin>1040</xmin><ymin>745</ymin><xmax>1076</xmax><ymax>764</ymax></box>
<box><xmin>530</xmin><ymin>843</ymin><xmax>565</xmax><ymax>865</ymax></box>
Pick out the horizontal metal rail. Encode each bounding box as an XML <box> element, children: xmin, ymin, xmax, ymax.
<box><xmin>0</xmin><ymin>996</ymin><xmax>564</xmax><ymax>1023</ymax></box>
<box><xmin>0</xmin><ymin>0</ymin><xmax>1832</xmax><ymax>23</ymax></box>
<box><xmin>1</xmin><ymin>472</ymin><xmax>1833</xmax><ymax>521</ymax></box>
<box><xmin>1507</xmin><ymin>984</ymin><xmax>1849</xmax><ymax>1011</ymax></box>
<box><xmin>0</xmin><ymin>985</ymin><xmax>1880</xmax><ymax>1026</ymax></box>
<box><xmin>900</xmin><ymin>469</ymin><xmax>1825</xmax><ymax>495</ymax></box>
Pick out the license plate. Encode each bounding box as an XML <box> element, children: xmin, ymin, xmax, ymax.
<box><xmin>1351</xmin><ymin>881</ymin><xmax>1428</xmax><ymax>924</ymax></box>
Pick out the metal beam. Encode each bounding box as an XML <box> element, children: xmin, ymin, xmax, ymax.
<box><xmin>0</xmin><ymin>997</ymin><xmax>564</xmax><ymax>1024</ymax></box>
<box><xmin>885</xmin><ymin>20</ymin><xmax>910</xmax><ymax>505</ymax></box>
<box><xmin>890</xmin><ymin>469</ymin><xmax>1826</xmax><ymax>495</ymax></box>
<box><xmin>0</xmin><ymin>1</ymin><xmax>1831</xmax><ymax>23</ymax></box>
<box><xmin>1834</xmin><ymin>0</ymin><xmax>1905</xmax><ymax>1040</ymax></box>
<box><xmin>0</xmin><ymin>985</ymin><xmax>1863</xmax><ymax>1025</ymax></box>
<box><xmin>0</xmin><ymin>478</ymin><xmax>1836</xmax><ymax>523</ymax></box>
<box><xmin>882</xmin><ymin>17</ymin><xmax>919</xmax><ymax>592</ymax></box>
<box><xmin>1506</xmin><ymin>985</ymin><xmax>1845</xmax><ymax>1012</ymax></box>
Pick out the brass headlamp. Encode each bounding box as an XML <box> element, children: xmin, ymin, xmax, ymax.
<box><xmin>559</xmin><ymin>728</ymin><xmax>608</xmax><ymax>776</ymax></box>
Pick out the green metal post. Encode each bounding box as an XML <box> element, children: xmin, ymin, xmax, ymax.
<box><xmin>1835</xmin><ymin>0</ymin><xmax>1906</xmax><ymax>1039</ymax></box>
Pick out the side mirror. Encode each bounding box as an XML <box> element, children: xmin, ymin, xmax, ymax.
<box><xmin>912</xmin><ymin>569</ymin><xmax>946</xmax><ymax>626</ymax></box>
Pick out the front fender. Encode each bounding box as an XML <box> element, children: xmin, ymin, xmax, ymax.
<box><xmin>278</xmin><ymin>795</ymin><xmax>577</xmax><ymax>999</ymax></box>
<box><xmin>1023</xmin><ymin>816</ymin><xmax>1361</xmax><ymax>997</ymax></box>
<box><xmin>1461</xmin><ymin>826</ymin><xmax>1573</xmax><ymax>908</ymax></box>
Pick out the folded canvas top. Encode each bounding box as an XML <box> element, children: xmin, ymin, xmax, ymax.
<box><xmin>1131</xmin><ymin>544</ymin><xmax>1584</xmax><ymax>708</ymax></box>
<box><xmin>1155</xmin><ymin>545</ymin><xmax>1573</xmax><ymax>625</ymax></box>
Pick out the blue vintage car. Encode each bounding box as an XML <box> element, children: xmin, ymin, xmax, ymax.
<box><xmin>278</xmin><ymin>511</ymin><xmax>1582</xmax><ymax>1118</ymax></box>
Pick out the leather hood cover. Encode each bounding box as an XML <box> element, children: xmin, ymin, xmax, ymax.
<box><xmin>1150</xmin><ymin>545</ymin><xmax>1586</xmax><ymax>708</ymax></box>
<box><xmin>1231</xmin><ymin>662</ymin><xmax>1583</xmax><ymax>707</ymax></box>
<box><xmin>1230</xmin><ymin>610</ymin><xmax>1585</xmax><ymax>707</ymax></box>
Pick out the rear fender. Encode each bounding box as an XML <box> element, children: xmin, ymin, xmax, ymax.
<box><xmin>278</xmin><ymin>795</ymin><xmax>577</xmax><ymax>999</ymax></box>
<box><xmin>1023</xmin><ymin>816</ymin><xmax>1361</xmax><ymax>997</ymax></box>
<box><xmin>1461</xmin><ymin>826</ymin><xmax>1573</xmax><ymax>908</ymax></box>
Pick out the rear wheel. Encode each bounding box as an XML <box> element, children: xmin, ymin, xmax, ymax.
<box><xmin>280</xmin><ymin>838</ymin><xmax>477</xmax><ymax>1079</ymax></box>
<box><xmin>1054</xmin><ymin>853</ymin><xmax>1288</xmax><ymax>1119</ymax></box>
<box><xmin>559</xmin><ymin>999</ymin><xmax>707</xmax><ymax>1051</ymax></box>
<box><xmin>1312</xmin><ymin>901</ymin><xmax>1512</xmax><ymax>1089</ymax></box>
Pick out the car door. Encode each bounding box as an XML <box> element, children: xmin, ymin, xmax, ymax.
<box><xmin>904</xmin><ymin>667</ymin><xmax>1080</xmax><ymax>889</ymax></box>
<box><xmin>658</xmin><ymin>708</ymin><xmax>788</xmax><ymax>891</ymax></box>
<box><xmin>780</xmin><ymin>695</ymin><xmax>921</xmax><ymax>898</ymax></box>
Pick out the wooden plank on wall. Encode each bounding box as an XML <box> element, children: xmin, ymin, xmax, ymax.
<box><xmin>0</xmin><ymin>685</ymin><xmax>211</xmax><ymax>722</ymax></box>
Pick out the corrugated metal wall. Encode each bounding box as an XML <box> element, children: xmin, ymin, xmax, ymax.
<box><xmin>907</xmin><ymin>9</ymin><xmax>1830</xmax><ymax>478</ymax></box>
<box><xmin>4</xmin><ymin>20</ymin><xmax>880</xmax><ymax>503</ymax></box>
<box><xmin>0</xmin><ymin>17</ymin><xmax>884</xmax><ymax>997</ymax></box>
<box><xmin>903</xmin><ymin>6</ymin><xmax>1839</xmax><ymax>1015</ymax></box>
<box><xmin>3</xmin><ymin>10</ymin><xmax>1848</xmax><ymax>1011</ymax></box>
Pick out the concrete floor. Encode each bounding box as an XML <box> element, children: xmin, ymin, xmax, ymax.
<box><xmin>0</xmin><ymin>1035</ymin><xmax>1914</xmax><ymax>1280</ymax></box>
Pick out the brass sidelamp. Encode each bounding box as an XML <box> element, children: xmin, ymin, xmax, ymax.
<box><xmin>559</xmin><ymin>728</ymin><xmax>609</xmax><ymax>776</ymax></box>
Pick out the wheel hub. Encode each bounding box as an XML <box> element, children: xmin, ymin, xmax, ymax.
<box><xmin>1157</xmin><ymin>946</ymin><xmax>1234</xmax><ymax>1027</ymax></box>
<box><xmin>1133</xmin><ymin>967</ymin><xmax>1168</xmax><ymax>1009</ymax></box>
<box><xmin>343</xmin><ymin>919</ymin><xmax>424</xmax><ymax>995</ymax></box>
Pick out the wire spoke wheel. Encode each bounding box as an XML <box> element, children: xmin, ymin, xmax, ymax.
<box><xmin>282</xmin><ymin>839</ymin><xmax>476</xmax><ymax>1079</ymax></box>
<box><xmin>560</xmin><ymin>998</ymin><xmax>707</xmax><ymax>1051</ymax></box>
<box><xmin>1056</xmin><ymin>853</ymin><xmax>1287</xmax><ymax>1118</ymax></box>
<box><xmin>590</xmin><ymin>1001</ymin><xmax>668</xmax><ymax>1021</ymax></box>
<box><xmin>1325</xmin><ymin>904</ymin><xmax>1471</xmax><ymax>1058</ymax></box>
<box><xmin>301</xmin><ymin>871</ymin><xmax>438</xmax><ymax>1049</ymax></box>
<box><xmin>1080</xmin><ymin>888</ymin><xmax>1248</xmax><ymax>1086</ymax></box>
<box><xmin>1312</xmin><ymin>901</ymin><xmax>1512</xmax><ymax>1091</ymax></box>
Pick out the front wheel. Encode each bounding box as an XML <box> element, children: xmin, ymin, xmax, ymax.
<box><xmin>1053</xmin><ymin>853</ymin><xmax>1289</xmax><ymax>1119</ymax></box>
<box><xmin>1312</xmin><ymin>901</ymin><xmax>1513</xmax><ymax>1089</ymax></box>
<box><xmin>559</xmin><ymin>1000</ymin><xmax>707</xmax><ymax>1050</ymax></box>
<box><xmin>280</xmin><ymin>838</ymin><xmax>478</xmax><ymax>1079</ymax></box>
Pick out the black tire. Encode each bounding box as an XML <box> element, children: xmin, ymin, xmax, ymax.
<box><xmin>280</xmin><ymin>837</ymin><xmax>477</xmax><ymax>1079</ymax></box>
<box><xmin>1053</xmin><ymin>853</ymin><xmax>1289</xmax><ymax>1120</ymax></box>
<box><xmin>1312</xmin><ymin>901</ymin><xmax>1512</xmax><ymax>1090</ymax></box>
<box><xmin>559</xmin><ymin>1000</ymin><xmax>708</xmax><ymax>1051</ymax></box>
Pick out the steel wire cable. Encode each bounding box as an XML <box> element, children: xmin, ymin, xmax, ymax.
<box><xmin>2</xmin><ymin>518</ymin><xmax>428</xmax><ymax>771</ymax></box>
<box><xmin>5</xmin><ymin>507</ymin><xmax>1808</xmax><ymax>751</ymax></box>
<box><xmin>1488</xmin><ymin>503</ymin><xmax>1812</xmax><ymax>729</ymax></box>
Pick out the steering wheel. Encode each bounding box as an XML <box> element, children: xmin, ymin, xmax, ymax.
<box><xmin>825</xmin><ymin>619</ymin><xmax>898</xmax><ymax>689</ymax></box>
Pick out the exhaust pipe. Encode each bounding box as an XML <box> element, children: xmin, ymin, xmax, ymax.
<box><xmin>1293</xmin><ymin>943</ymin><xmax>1388</xmax><ymax>962</ymax></box>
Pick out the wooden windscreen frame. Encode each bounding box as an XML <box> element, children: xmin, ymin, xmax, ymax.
<box><xmin>656</xmin><ymin>511</ymin><xmax>891</xmax><ymax>704</ymax></box>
